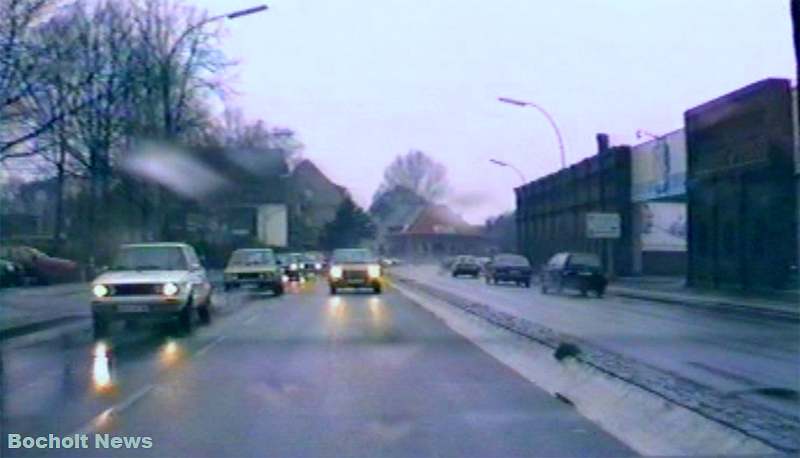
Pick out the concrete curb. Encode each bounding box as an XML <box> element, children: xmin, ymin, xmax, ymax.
<box><xmin>0</xmin><ymin>314</ymin><xmax>87</xmax><ymax>341</ymax></box>
<box><xmin>609</xmin><ymin>287</ymin><xmax>800</xmax><ymax>322</ymax></box>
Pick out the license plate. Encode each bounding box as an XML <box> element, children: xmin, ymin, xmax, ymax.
<box><xmin>118</xmin><ymin>304</ymin><xmax>148</xmax><ymax>313</ymax></box>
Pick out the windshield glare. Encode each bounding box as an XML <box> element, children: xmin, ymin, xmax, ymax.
<box><xmin>568</xmin><ymin>253</ymin><xmax>601</xmax><ymax>268</ymax></box>
<box><xmin>229</xmin><ymin>250</ymin><xmax>275</xmax><ymax>266</ymax></box>
<box><xmin>495</xmin><ymin>255</ymin><xmax>529</xmax><ymax>267</ymax></box>
<box><xmin>111</xmin><ymin>247</ymin><xmax>187</xmax><ymax>271</ymax></box>
<box><xmin>332</xmin><ymin>249</ymin><xmax>376</xmax><ymax>264</ymax></box>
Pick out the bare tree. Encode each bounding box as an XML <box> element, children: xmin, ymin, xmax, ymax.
<box><xmin>0</xmin><ymin>0</ymin><xmax>55</xmax><ymax>158</ymax></box>
<box><xmin>377</xmin><ymin>149</ymin><xmax>448</xmax><ymax>202</ymax></box>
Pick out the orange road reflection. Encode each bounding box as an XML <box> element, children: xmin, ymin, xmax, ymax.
<box><xmin>92</xmin><ymin>341</ymin><xmax>114</xmax><ymax>393</ymax></box>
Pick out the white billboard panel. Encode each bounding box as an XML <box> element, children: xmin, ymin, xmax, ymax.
<box><xmin>631</xmin><ymin>129</ymin><xmax>687</xmax><ymax>202</ymax></box>
<box><xmin>638</xmin><ymin>202</ymin><xmax>686</xmax><ymax>252</ymax></box>
<box><xmin>257</xmin><ymin>204</ymin><xmax>288</xmax><ymax>247</ymax></box>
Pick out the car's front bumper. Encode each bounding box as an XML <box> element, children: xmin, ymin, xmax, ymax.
<box><xmin>329</xmin><ymin>277</ymin><xmax>381</xmax><ymax>288</ymax></box>
<box><xmin>91</xmin><ymin>295</ymin><xmax>188</xmax><ymax>317</ymax></box>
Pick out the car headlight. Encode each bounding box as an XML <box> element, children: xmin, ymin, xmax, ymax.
<box><xmin>315</xmin><ymin>263</ymin><xmax>322</xmax><ymax>270</ymax></box>
<box><xmin>162</xmin><ymin>282</ymin><xmax>180</xmax><ymax>296</ymax></box>
<box><xmin>367</xmin><ymin>264</ymin><xmax>381</xmax><ymax>279</ymax></box>
<box><xmin>330</xmin><ymin>266</ymin><xmax>343</xmax><ymax>279</ymax></box>
<box><xmin>289</xmin><ymin>263</ymin><xmax>298</xmax><ymax>271</ymax></box>
<box><xmin>93</xmin><ymin>284</ymin><xmax>110</xmax><ymax>298</ymax></box>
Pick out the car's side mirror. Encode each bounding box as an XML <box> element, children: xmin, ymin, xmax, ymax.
<box><xmin>189</xmin><ymin>263</ymin><xmax>202</xmax><ymax>272</ymax></box>
<box><xmin>99</xmin><ymin>265</ymin><xmax>109</xmax><ymax>273</ymax></box>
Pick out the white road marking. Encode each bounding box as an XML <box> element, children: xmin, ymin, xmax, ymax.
<box><xmin>195</xmin><ymin>335</ymin><xmax>226</xmax><ymax>357</ymax></box>
<box><xmin>74</xmin><ymin>384</ymin><xmax>154</xmax><ymax>434</ymax></box>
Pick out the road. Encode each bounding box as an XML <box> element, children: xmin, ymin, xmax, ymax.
<box><xmin>0</xmin><ymin>280</ymin><xmax>634</xmax><ymax>457</ymax></box>
<box><xmin>394</xmin><ymin>265</ymin><xmax>800</xmax><ymax>417</ymax></box>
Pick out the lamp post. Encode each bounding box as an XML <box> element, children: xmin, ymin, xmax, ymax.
<box><xmin>489</xmin><ymin>158</ymin><xmax>526</xmax><ymax>184</ymax></box>
<box><xmin>498</xmin><ymin>96</ymin><xmax>566</xmax><ymax>170</ymax></box>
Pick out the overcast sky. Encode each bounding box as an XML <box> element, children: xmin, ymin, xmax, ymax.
<box><xmin>194</xmin><ymin>0</ymin><xmax>794</xmax><ymax>223</ymax></box>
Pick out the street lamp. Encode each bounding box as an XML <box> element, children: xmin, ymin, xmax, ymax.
<box><xmin>635</xmin><ymin>129</ymin><xmax>661</xmax><ymax>141</ymax></box>
<box><xmin>498</xmin><ymin>96</ymin><xmax>567</xmax><ymax>170</ymax></box>
<box><xmin>489</xmin><ymin>158</ymin><xmax>526</xmax><ymax>184</ymax></box>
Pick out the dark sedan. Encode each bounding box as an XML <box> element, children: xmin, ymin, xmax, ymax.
<box><xmin>451</xmin><ymin>255</ymin><xmax>481</xmax><ymax>278</ymax></box>
<box><xmin>485</xmin><ymin>253</ymin><xmax>532</xmax><ymax>287</ymax></box>
<box><xmin>540</xmin><ymin>252</ymin><xmax>607</xmax><ymax>297</ymax></box>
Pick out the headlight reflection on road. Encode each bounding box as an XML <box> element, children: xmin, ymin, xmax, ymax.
<box><xmin>159</xmin><ymin>339</ymin><xmax>185</xmax><ymax>367</ymax></box>
<box><xmin>328</xmin><ymin>296</ymin><xmax>346</xmax><ymax>320</ymax></box>
<box><xmin>92</xmin><ymin>341</ymin><xmax>114</xmax><ymax>393</ymax></box>
<box><xmin>368</xmin><ymin>297</ymin><xmax>386</xmax><ymax>328</ymax></box>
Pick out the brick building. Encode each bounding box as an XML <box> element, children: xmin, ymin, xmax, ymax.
<box><xmin>385</xmin><ymin>204</ymin><xmax>492</xmax><ymax>260</ymax></box>
<box><xmin>515</xmin><ymin>135</ymin><xmax>634</xmax><ymax>275</ymax></box>
<box><xmin>685</xmin><ymin>78</ymin><xmax>797</xmax><ymax>290</ymax></box>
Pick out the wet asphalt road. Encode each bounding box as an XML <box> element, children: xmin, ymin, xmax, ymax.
<box><xmin>1</xmin><ymin>280</ymin><xmax>634</xmax><ymax>457</ymax></box>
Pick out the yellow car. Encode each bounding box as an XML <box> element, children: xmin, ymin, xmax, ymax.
<box><xmin>328</xmin><ymin>248</ymin><xmax>383</xmax><ymax>294</ymax></box>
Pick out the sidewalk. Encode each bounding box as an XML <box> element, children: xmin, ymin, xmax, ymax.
<box><xmin>0</xmin><ymin>282</ymin><xmax>90</xmax><ymax>339</ymax></box>
<box><xmin>608</xmin><ymin>276</ymin><xmax>800</xmax><ymax>321</ymax></box>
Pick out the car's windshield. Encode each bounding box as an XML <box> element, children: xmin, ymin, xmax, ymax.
<box><xmin>456</xmin><ymin>255</ymin><xmax>477</xmax><ymax>263</ymax></box>
<box><xmin>228</xmin><ymin>250</ymin><xmax>275</xmax><ymax>266</ymax></box>
<box><xmin>568</xmin><ymin>253</ymin><xmax>601</xmax><ymax>268</ymax></box>
<box><xmin>494</xmin><ymin>254</ymin><xmax>530</xmax><ymax>267</ymax></box>
<box><xmin>332</xmin><ymin>249</ymin><xmax>376</xmax><ymax>263</ymax></box>
<box><xmin>111</xmin><ymin>246</ymin><xmax>187</xmax><ymax>271</ymax></box>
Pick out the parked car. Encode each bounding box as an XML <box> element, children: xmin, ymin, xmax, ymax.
<box><xmin>90</xmin><ymin>243</ymin><xmax>213</xmax><ymax>337</ymax></box>
<box><xmin>0</xmin><ymin>245</ymin><xmax>79</xmax><ymax>284</ymax></box>
<box><xmin>540</xmin><ymin>252</ymin><xmax>607</xmax><ymax>297</ymax></box>
<box><xmin>451</xmin><ymin>255</ymin><xmax>481</xmax><ymax>278</ymax></box>
<box><xmin>328</xmin><ymin>248</ymin><xmax>383</xmax><ymax>294</ymax></box>
<box><xmin>485</xmin><ymin>253</ymin><xmax>532</xmax><ymax>287</ymax></box>
<box><xmin>223</xmin><ymin>248</ymin><xmax>284</xmax><ymax>295</ymax></box>
<box><xmin>0</xmin><ymin>258</ymin><xmax>24</xmax><ymax>287</ymax></box>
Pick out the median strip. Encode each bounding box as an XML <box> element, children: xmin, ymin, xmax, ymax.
<box><xmin>391</xmin><ymin>275</ymin><xmax>799</xmax><ymax>455</ymax></box>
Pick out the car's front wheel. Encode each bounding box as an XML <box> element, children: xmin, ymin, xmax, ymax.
<box><xmin>273</xmin><ymin>284</ymin><xmax>284</xmax><ymax>296</ymax></box>
<box><xmin>178</xmin><ymin>303</ymin><xmax>194</xmax><ymax>334</ymax></box>
<box><xmin>329</xmin><ymin>285</ymin><xmax>337</xmax><ymax>295</ymax></box>
<box><xmin>198</xmin><ymin>299</ymin><xmax>212</xmax><ymax>325</ymax></box>
<box><xmin>373</xmin><ymin>284</ymin><xmax>382</xmax><ymax>294</ymax></box>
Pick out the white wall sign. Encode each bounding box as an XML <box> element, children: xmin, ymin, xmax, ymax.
<box><xmin>586</xmin><ymin>212</ymin><xmax>621</xmax><ymax>239</ymax></box>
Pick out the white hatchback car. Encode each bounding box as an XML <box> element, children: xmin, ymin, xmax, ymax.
<box><xmin>90</xmin><ymin>243</ymin><xmax>213</xmax><ymax>337</ymax></box>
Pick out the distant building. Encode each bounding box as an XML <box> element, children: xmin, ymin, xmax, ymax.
<box><xmin>515</xmin><ymin>134</ymin><xmax>634</xmax><ymax>276</ymax></box>
<box><xmin>370</xmin><ymin>186</ymin><xmax>429</xmax><ymax>255</ymax></box>
<box><xmin>685</xmin><ymin>78</ymin><xmax>797</xmax><ymax>291</ymax></box>
<box><xmin>288</xmin><ymin>159</ymin><xmax>347</xmax><ymax>234</ymax></box>
<box><xmin>385</xmin><ymin>204</ymin><xmax>492</xmax><ymax>259</ymax></box>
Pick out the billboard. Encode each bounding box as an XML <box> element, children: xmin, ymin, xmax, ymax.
<box><xmin>257</xmin><ymin>204</ymin><xmax>288</xmax><ymax>247</ymax></box>
<box><xmin>631</xmin><ymin>129</ymin><xmax>686</xmax><ymax>202</ymax></box>
<box><xmin>638</xmin><ymin>202</ymin><xmax>686</xmax><ymax>252</ymax></box>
